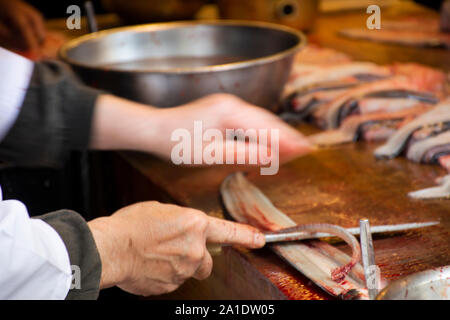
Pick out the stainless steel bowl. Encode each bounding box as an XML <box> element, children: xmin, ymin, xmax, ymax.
<box><xmin>376</xmin><ymin>266</ymin><xmax>450</xmax><ymax>300</ymax></box>
<box><xmin>60</xmin><ymin>20</ymin><xmax>305</xmax><ymax>109</ymax></box>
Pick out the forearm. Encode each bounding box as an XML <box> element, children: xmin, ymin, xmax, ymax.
<box><xmin>89</xmin><ymin>94</ymin><xmax>171</xmax><ymax>158</ymax></box>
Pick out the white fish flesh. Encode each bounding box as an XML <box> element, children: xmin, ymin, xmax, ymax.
<box><xmin>406</xmin><ymin>131</ymin><xmax>450</xmax><ymax>163</ymax></box>
<box><xmin>309</xmin><ymin>105</ymin><xmax>431</xmax><ymax>147</ymax></box>
<box><xmin>375</xmin><ymin>99</ymin><xmax>450</xmax><ymax>159</ymax></box>
<box><xmin>220</xmin><ymin>172</ymin><xmax>371</xmax><ymax>299</ymax></box>
<box><xmin>286</xmin><ymin>62</ymin><xmax>391</xmax><ymax>95</ymax></box>
<box><xmin>325</xmin><ymin>77</ymin><xmax>438</xmax><ymax>129</ymax></box>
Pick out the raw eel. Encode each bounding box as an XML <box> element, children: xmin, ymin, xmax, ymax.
<box><xmin>390</xmin><ymin>63</ymin><xmax>448</xmax><ymax>94</ymax></box>
<box><xmin>374</xmin><ymin>99</ymin><xmax>450</xmax><ymax>159</ymax></box>
<box><xmin>408</xmin><ymin>174</ymin><xmax>450</xmax><ymax>199</ymax></box>
<box><xmin>407</xmin><ymin>131</ymin><xmax>450</xmax><ymax>163</ymax></box>
<box><xmin>325</xmin><ymin>77</ymin><xmax>440</xmax><ymax>129</ymax></box>
<box><xmin>281</xmin><ymin>80</ymin><xmax>359</xmax><ymax>122</ymax></box>
<box><xmin>220</xmin><ymin>172</ymin><xmax>372</xmax><ymax>300</ymax></box>
<box><xmin>309</xmin><ymin>105</ymin><xmax>431</xmax><ymax>147</ymax></box>
<box><xmin>330</xmin><ymin>90</ymin><xmax>438</xmax><ymax>128</ymax></box>
<box><xmin>286</xmin><ymin>62</ymin><xmax>391</xmax><ymax>96</ymax></box>
<box><xmin>358</xmin><ymin>97</ymin><xmax>425</xmax><ymax>114</ymax></box>
<box><xmin>406</xmin><ymin>132</ymin><xmax>450</xmax><ymax>199</ymax></box>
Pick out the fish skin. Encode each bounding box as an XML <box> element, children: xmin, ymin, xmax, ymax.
<box><xmin>286</xmin><ymin>62</ymin><xmax>391</xmax><ymax>96</ymax></box>
<box><xmin>220</xmin><ymin>172</ymin><xmax>372</xmax><ymax>299</ymax></box>
<box><xmin>309</xmin><ymin>105</ymin><xmax>431</xmax><ymax>147</ymax></box>
<box><xmin>406</xmin><ymin>131</ymin><xmax>450</xmax><ymax>163</ymax></box>
<box><xmin>374</xmin><ymin>99</ymin><xmax>450</xmax><ymax>159</ymax></box>
<box><xmin>334</xmin><ymin>90</ymin><xmax>438</xmax><ymax>127</ymax></box>
<box><xmin>423</xmin><ymin>143</ymin><xmax>450</xmax><ymax>164</ymax></box>
<box><xmin>325</xmin><ymin>77</ymin><xmax>439</xmax><ymax>129</ymax></box>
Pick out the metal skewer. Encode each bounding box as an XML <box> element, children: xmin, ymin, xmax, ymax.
<box><xmin>263</xmin><ymin>221</ymin><xmax>439</xmax><ymax>243</ymax></box>
<box><xmin>209</xmin><ymin>221</ymin><xmax>439</xmax><ymax>257</ymax></box>
<box><xmin>360</xmin><ymin>219</ymin><xmax>380</xmax><ymax>300</ymax></box>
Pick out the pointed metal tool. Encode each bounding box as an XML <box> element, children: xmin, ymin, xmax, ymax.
<box><xmin>360</xmin><ymin>219</ymin><xmax>380</xmax><ymax>300</ymax></box>
<box><xmin>263</xmin><ymin>221</ymin><xmax>439</xmax><ymax>243</ymax></box>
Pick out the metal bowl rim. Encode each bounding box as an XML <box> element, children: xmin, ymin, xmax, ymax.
<box><xmin>59</xmin><ymin>19</ymin><xmax>306</xmax><ymax>74</ymax></box>
<box><xmin>376</xmin><ymin>265</ymin><xmax>450</xmax><ymax>300</ymax></box>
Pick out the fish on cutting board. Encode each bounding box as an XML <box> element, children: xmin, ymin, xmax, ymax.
<box><xmin>407</xmin><ymin>130</ymin><xmax>450</xmax><ymax>163</ymax></box>
<box><xmin>325</xmin><ymin>74</ymin><xmax>444</xmax><ymax>129</ymax></box>
<box><xmin>285</xmin><ymin>62</ymin><xmax>391</xmax><ymax>97</ymax></box>
<box><xmin>220</xmin><ymin>172</ymin><xmax>374</xmax><ymax>300</ymax></box>
<box><xmin>282</xmin><ymin>80</ymin><xmax>360</xmax><ymax>123</ymax></box>
<box><xmin>309</xmin><ymin>104</ymin><xmax>431</xmax><ymax>146</ymax></box>
<box><xmin>408</xmin><ymin>173</ymin><xmax>450</xmax><ymax>199</ymax></box>
<box><xmin>370</xmin><ymin>98</ymin><xmax>450</xmax><ymax>199</ymax></box>
<box><xmin>374</xmin><ymin>98</ymin><xmax>450</xmax><ymax>159</ymax></box>
<box><xmin>282</xmin><ymin>62</ymin><xmax>394</xmax><ymax>122</ymax></box>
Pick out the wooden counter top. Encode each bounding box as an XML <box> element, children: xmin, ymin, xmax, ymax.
<box><xmin>112</xmin><ymin>137</ymin><xmax>449</xmax><ymax>300</ymax></box>
<box><xmin>91</xmin><ymin>4</ymin><xmax>450</xmax><ymax>300</ymax></box>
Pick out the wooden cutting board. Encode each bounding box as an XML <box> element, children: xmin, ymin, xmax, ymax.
<box><xmin>91</xmin><ymin>5</ymin><xmax>450</xmax><ymax>299</ymax></box>
<box><xmin>105</xmin><ymin>135</ymin><xmax>449</xmax><ymax>300</ymax></box>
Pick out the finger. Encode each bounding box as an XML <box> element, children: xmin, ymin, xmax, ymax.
<box><xmin>13</xmin><ymin>15</ymin><xmax>39</xmax><ymax>51</ymax></box>
<box><xmin>188</xmin><ymin>139</ymin><xmax>272</xmax><ymax>167</ymax></box>
<box><xmin>228</xmin><ymin>107</ymin><xmax>314</xmax><ymax>161</ymax></box>
<box><xmin>229</xmin><ymin>127</ymin><xmax>313</xmax><ymax>166</ymax></box>
<box><xmin>206</xmin><ymin>216</ymin><xmax>265</xmax><ymax>248</ymax></box>
<box><xmin>0</xmin><ymin>22</ymin><xmax>13</xmax><ymax>45</ymax></box>
<box><xmin>25</xmin><ymin>7</ymin><xmax>46</xmax><ymax>44</ymax></box>
<box><xmin>224</xmin><ymin>140</ymin><xmax>273</xmax><ymax>166</ymax></box>
<box><xmin>259</xmin><ymin>116</ymin><xmax>313</xmax><ymax>154</ymax></box>
<box><xmin>192</xmin><ymin>251</ymin><xmax>213</xmax><ymax>280</ymax></box>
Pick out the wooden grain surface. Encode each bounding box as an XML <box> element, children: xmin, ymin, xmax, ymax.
<box><xmin>104</xmin><ymin>5</ymin><xmax>450</xmax><ymax>299</ymax></box>
<box><xmin>117</xmin><ymin>133</ymin><xmax>450</xmax><ymax>300</ymax></box>
<box><xmin>308</xmin><ymin>3</ymin><xmax>450</xmax><ymax>71</ymax></box>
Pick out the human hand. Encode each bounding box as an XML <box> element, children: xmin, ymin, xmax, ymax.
<box><xmin>154</xmin><ymin>93</ymin><xmax>313</xmax><ymax>165</ymax></box>
<box><xmin>88</xmin><ymin>201</ymin><xmax>265</xmax><ymax>296</ymax></box>
<box><xmin>441</xmin><ymin>0</ymin><xmax>450</xmax><ymax>32</ymax></box>
<box><xmin>91</xmin><ymin>94</ymin><xmax>313</xmax><ymax>167</ymax></box>
<box><xmin>0</xmin><ymin>0</ymin><xmax>46</xmax><ymax>51</ymax></box>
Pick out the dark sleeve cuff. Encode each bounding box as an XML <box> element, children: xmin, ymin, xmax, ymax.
<box><xmin>0</xmin><ymin>60</ymin><xmax>102</xmax><ymax>167</ymax></box>
<box><xmin>35</xmin><ymin>210</ymin><xmax>102</xmax><ymax>300</ymax></box>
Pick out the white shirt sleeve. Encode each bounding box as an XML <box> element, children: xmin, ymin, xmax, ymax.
<box><xmin>0</xmin><ymin>185</ymin><xmax>73</xmax><ymax>299</ymax></box>
<box><xmin>0</xmin><ymin>48</ymin><xmax>73</xmax><ymax>299</ymax></box>
<box><xmin>0</xmin><ymin>47</ymin><xmax>34</xmax><ymax>141</ymax></box>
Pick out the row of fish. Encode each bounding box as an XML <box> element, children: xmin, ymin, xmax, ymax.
<box><xmin>282</xmin><ymin>52</ymin><xmax>450</xmax><ymax>199</ymax></box>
